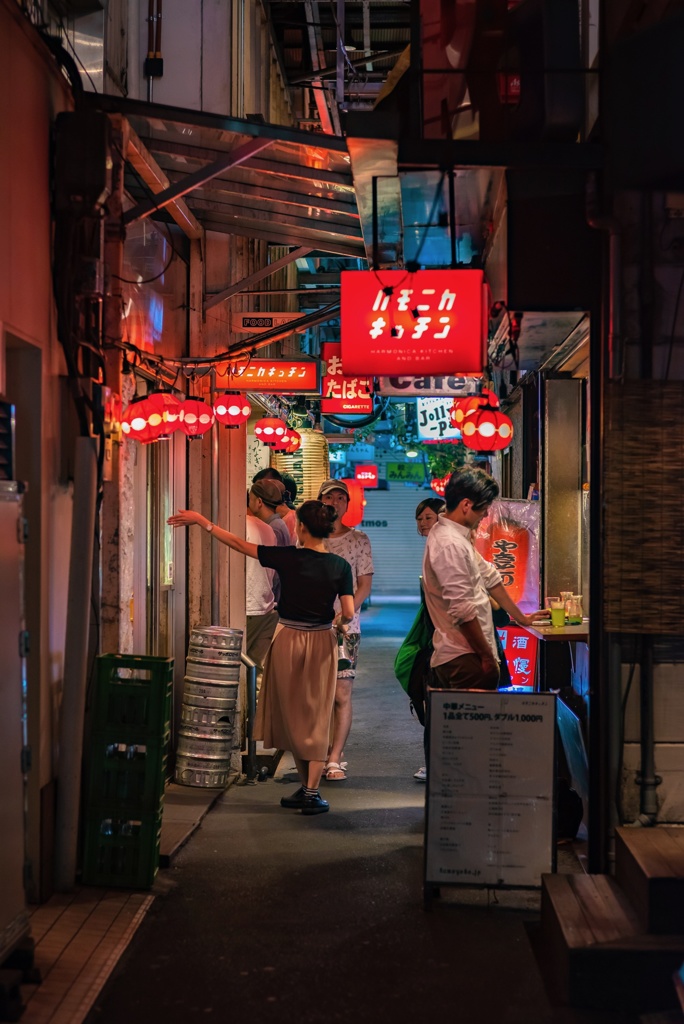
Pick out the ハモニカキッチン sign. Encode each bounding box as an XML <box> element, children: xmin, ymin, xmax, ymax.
<box><xmin>341</xmin><ymin>269</ymin><xmax>489</xmax><ymax>376</ymax></box>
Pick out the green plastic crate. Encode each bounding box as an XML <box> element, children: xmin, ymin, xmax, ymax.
<box><xmin>93</xmin><ymin>655</ymin><xmax>173</xmax><ymax>739</ymax></box>
<box><xmin>85</xmin><ymin>732</ymin><xmax>170</xmax><ymax>813</ymax></box>
<box><xmin>81</xmin><ymin>809</ymin><xmax>162</xmax><ymax>889</ymax></box>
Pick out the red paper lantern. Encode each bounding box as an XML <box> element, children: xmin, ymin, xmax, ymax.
<box><xmin>254</xmin><ymin>417</ymin><xmax>287</xmax><ymax>447</ymax></box>
<box><xmin>213</xmin><ymin>392</ymin><xmax>251</xmax><ymax>428</ymax></box>
<box><xmin>477</xmin><ymin>520</ymin><xmax>530</xmax><ymax>604</ymax></box>
<box><xmin>178</xmin><ymin>398</ymin><xmax>215</xmax><ymax>438</ymax></box>
<box><xmin>461</xmin><ymin>405</ymin><xmax>514</xmax><ymax>453</ymax></box>
<box><xmin>121</xmin><ymin>393</ymin><xmax>177</xmax><ymax>444</ymax></box>
<box><xmin>340</xmin><ymin>478</ymin><xmax>366</xmax><ymax>528</ymax></box>
<box><xmin>430</xmin><ymin>476</ymin><xmax>447</xmax><ymax>497</ymax></box>
<box><xmin>270</xmin><ymin>424</ymin><xmax>298</xmax><ymax>452</ymax></box>
<box><xmin>450</xmin><ymin>388</ymin><xmax>499</xmax><ymax>429</ymax></box>
<box><xmin>282</xmin><ymin>429</ymin><xmax>301</xmax><ymax>454</ymax></box>
<box><xmin>147</xmin><ymin>391</ymin><xmax>181</xmax><ymax>438</ymax></box>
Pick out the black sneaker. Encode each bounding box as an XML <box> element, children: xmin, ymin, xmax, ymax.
<box><xmin>301</xmin><ymin>793</ymin><xmax>330</xmax><ymax>815</ymax></box>
<box><xmin>280</xmin><ymin>787</ymin><xmax>305</xmax><ymax>808</ymax></box>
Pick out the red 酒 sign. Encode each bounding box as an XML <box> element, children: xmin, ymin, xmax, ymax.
<box><xmin>340</xmin><ymin>269</ymin><xmax>489</xmax><ymax>376</ymax></box>
<box><xmin>355</xmin><ymin>464</ymin><xmax>378</xmax><ymax>488</ymax></box>
<box><xmin>320</xmin><ymin>343</ymin><xmax>373</xmax><ymax>414</ymax></box>
<box><xmin>497</xmin><ymin>626</ymin><xmax>538</xmax><ymax>690</ymax></box>
<box><xmin>213</xmin><ymin>359</ymin><xmax>320</xmax><ymax>394</ymax></box>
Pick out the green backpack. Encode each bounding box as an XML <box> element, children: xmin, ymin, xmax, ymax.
<box><xmin>394</xmin><ymin>600</ymin><xmax>435</xmax><ymax>724</ymax></box>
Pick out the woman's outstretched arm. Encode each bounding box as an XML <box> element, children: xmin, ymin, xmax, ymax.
<box><xmin>167</xmin><ymin>510</ymin><xmax>258</xmax><ymax>559</ymax></box>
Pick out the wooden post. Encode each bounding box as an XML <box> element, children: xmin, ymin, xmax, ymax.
<box><xmin>101</xmin><ymin>114</ymin><xmax>129</xmax><ymax>654</ymax></box>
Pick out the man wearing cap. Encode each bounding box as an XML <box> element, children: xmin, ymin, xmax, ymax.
<box><xmin>249</xmin><ymin>479</ymin><xmax>292</xmax><ymax>548</ymax></box>
<box><xmin>252</xmin><ymin>468</ymin><xmax>298</xmax><ymax>542</ymax></box>
<box><xmin>318</xmin><ymin>479</ymin><xmax>374</xmax><ymax>781</ymax></box>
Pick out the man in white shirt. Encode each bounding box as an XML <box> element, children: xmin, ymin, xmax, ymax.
<box><xmin>245</xmin><ymin>514</ymin><xmax>278</xmax><ymax>689</ymax></box>
<box><xmin>422</xmin><ymin>466</ymin><xmax>544</xmax><ymax>690</ymax></box>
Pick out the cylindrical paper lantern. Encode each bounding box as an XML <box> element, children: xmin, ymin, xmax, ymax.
<box><xmin>272</xmin><ymin>427</ymin><xmax>329</xmax><ymax>501</ymax></box>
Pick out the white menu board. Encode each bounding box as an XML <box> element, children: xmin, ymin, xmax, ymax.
<box><xmin>425</xmin><ymin>691</ymin><xmax>556</xmax><ymax>896</ymax></box>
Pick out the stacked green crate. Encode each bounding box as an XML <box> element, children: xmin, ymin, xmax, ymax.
<box><xmin>82</xmin><ymin>655</ymin><xmax>173</xmax><ymax>889</ymax></box>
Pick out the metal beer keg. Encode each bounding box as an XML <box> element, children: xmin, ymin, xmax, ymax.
<box><xmin>175</xmin><ymin>626</ymin><xmax>243</xmax><ymax>788</ymax></box>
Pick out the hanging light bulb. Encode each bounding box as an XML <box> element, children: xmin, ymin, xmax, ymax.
<box><xmin>178</xmin><ymin>398</ymin><xmax>215</xmax><ymax>438</ymax></box>
<box><xmin>213</xmin><ymin>391</ymin><xmax>251</xmax><ymax>429</ymax></box>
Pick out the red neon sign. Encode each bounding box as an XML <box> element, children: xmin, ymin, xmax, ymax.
<box><xmin>354</xmin><ymin>464</ymin><xmax>378</xmax><ymax>488</ymax></box>
<box><xmin>320</xmin><ymin>343</ymin><xmax>373</xmax><ymax>414</ymax></box>
<box><xmin>497</xmin><ymin>626</ymin><xmax>538</xmax><ymax>690</ymax></box>
<box><xmin>340</xmin><ymin>270</ymin><xmax>489</xmax><ymax>376</ymax></box>
<box><xmin>213</xmin><ymin>359</ymin><xmax>320</xmax><ymax>393</ymax></box>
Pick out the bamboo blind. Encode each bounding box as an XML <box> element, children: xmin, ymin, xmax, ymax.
<box><xmin>603</xmin><ymin>381</ymin><xmax>684</xmax><ymax>633</ymax></box>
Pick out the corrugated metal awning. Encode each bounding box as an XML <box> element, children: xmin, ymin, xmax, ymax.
<box><xmin>83</xmin><ymin>94</ymin><xmax>365</xmax><ymax>260</ymax></box>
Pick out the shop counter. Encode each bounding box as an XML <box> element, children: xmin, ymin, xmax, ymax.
<box><xmin>524</xmin><ymin>621</ymin><xmax>589</xmax><ymax>644</ymax></box>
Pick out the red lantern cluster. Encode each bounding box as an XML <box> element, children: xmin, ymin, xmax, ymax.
<box><xmin>213</xmin><ymin>392</ymin><xmax>251</xmax><ymax>428</ymax></box>
<box><xmin>461</xmin><ymin>404</ymin><xmax>514</xmax><ymax>453</ymax></box>
<box><xmin>450</xmin><ymin>388</ymin><xmax>499</xmax><ymax>430</ymax></box>
<box><xmin>179</xmin><ymin>398</ymin><xmax>215</xmax><ymax>438</ymax></box>
<box><xmin>121</xmin><ymin>392</ymin><xmax>181</xmax><ymax>444</ymax></box>
<box><xmin>430</xmin><ymin>475</ymin><xmax>449</xmax><ymax>497</ymax></box>
<box><xmin>254</xmin><ymin>417</ymin><xmax>288</xmax><ymax>447</ymax></box>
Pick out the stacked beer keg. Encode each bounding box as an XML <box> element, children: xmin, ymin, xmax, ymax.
<box><xmin>175</xmin><ymin>626</ymin><xmax>243</xmax><ymax>788</ymax></box>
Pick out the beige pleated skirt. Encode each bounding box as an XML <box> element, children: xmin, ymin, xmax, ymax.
<box><xmin>254</xmin><ymin>623</ymin><xmax>337</xmax><ymax>761</ymax></box>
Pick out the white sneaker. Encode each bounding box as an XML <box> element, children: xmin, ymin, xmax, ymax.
<box><xmin>413</xmin><ymin>767</ymin><xmax>427</xmax><ymax>782</ymax></box>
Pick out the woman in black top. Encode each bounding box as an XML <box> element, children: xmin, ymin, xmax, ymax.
<box><xmin>168</xmin><ymin>500</ymin><xmax>354</xmax><ymax>815</ymax></box>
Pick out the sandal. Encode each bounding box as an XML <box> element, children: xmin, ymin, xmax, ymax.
<box><xmin>324</xmin><ymin>761</ymin><xmax>348</xmax><ymax>781</ymax></box>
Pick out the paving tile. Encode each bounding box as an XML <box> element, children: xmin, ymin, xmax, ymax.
<box><xmin>20</xmin><ymin>890</ymin><xmax>154</xmax><ymax>1024</ymax></box>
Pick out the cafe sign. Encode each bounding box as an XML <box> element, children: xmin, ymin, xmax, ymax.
<box><xmin>340</xmin><ymin>269</ymin><xmax>489</xmax><ymax>375</ymax></box>
<box><xmin>377</xmin><ymin>376</ymin><xmax>481</xmax><ymax>397</ymax></box>
<box><xmin>213</xmin><ymin>358</ymin><xmax>320</xmax><ymax>394</ymax></box>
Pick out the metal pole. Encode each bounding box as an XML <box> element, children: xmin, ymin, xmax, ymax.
<box><xmin>211</xmin><ymin>372</ymin><xmax>220</xmax><ymax>625</ymax></box>
<box><xmin>241</xmin><ymin>652</ymin><xmax>258</xmax><ymax>780</ymax></box>
<box><xmin>638</xmin><ymin>637</ymin><xmax>659</xmax><ymax>823</ymax></box>
<box><xmin>54</xmin><ymin>437</ymin><xmax>98</xmax><ymax>891</ymax></box>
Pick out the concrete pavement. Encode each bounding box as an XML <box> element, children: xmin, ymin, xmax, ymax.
<box><xmin>84</xmin><ymin>603</ymin><xmax>637</xmax><ymax>1024</ymax></box>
